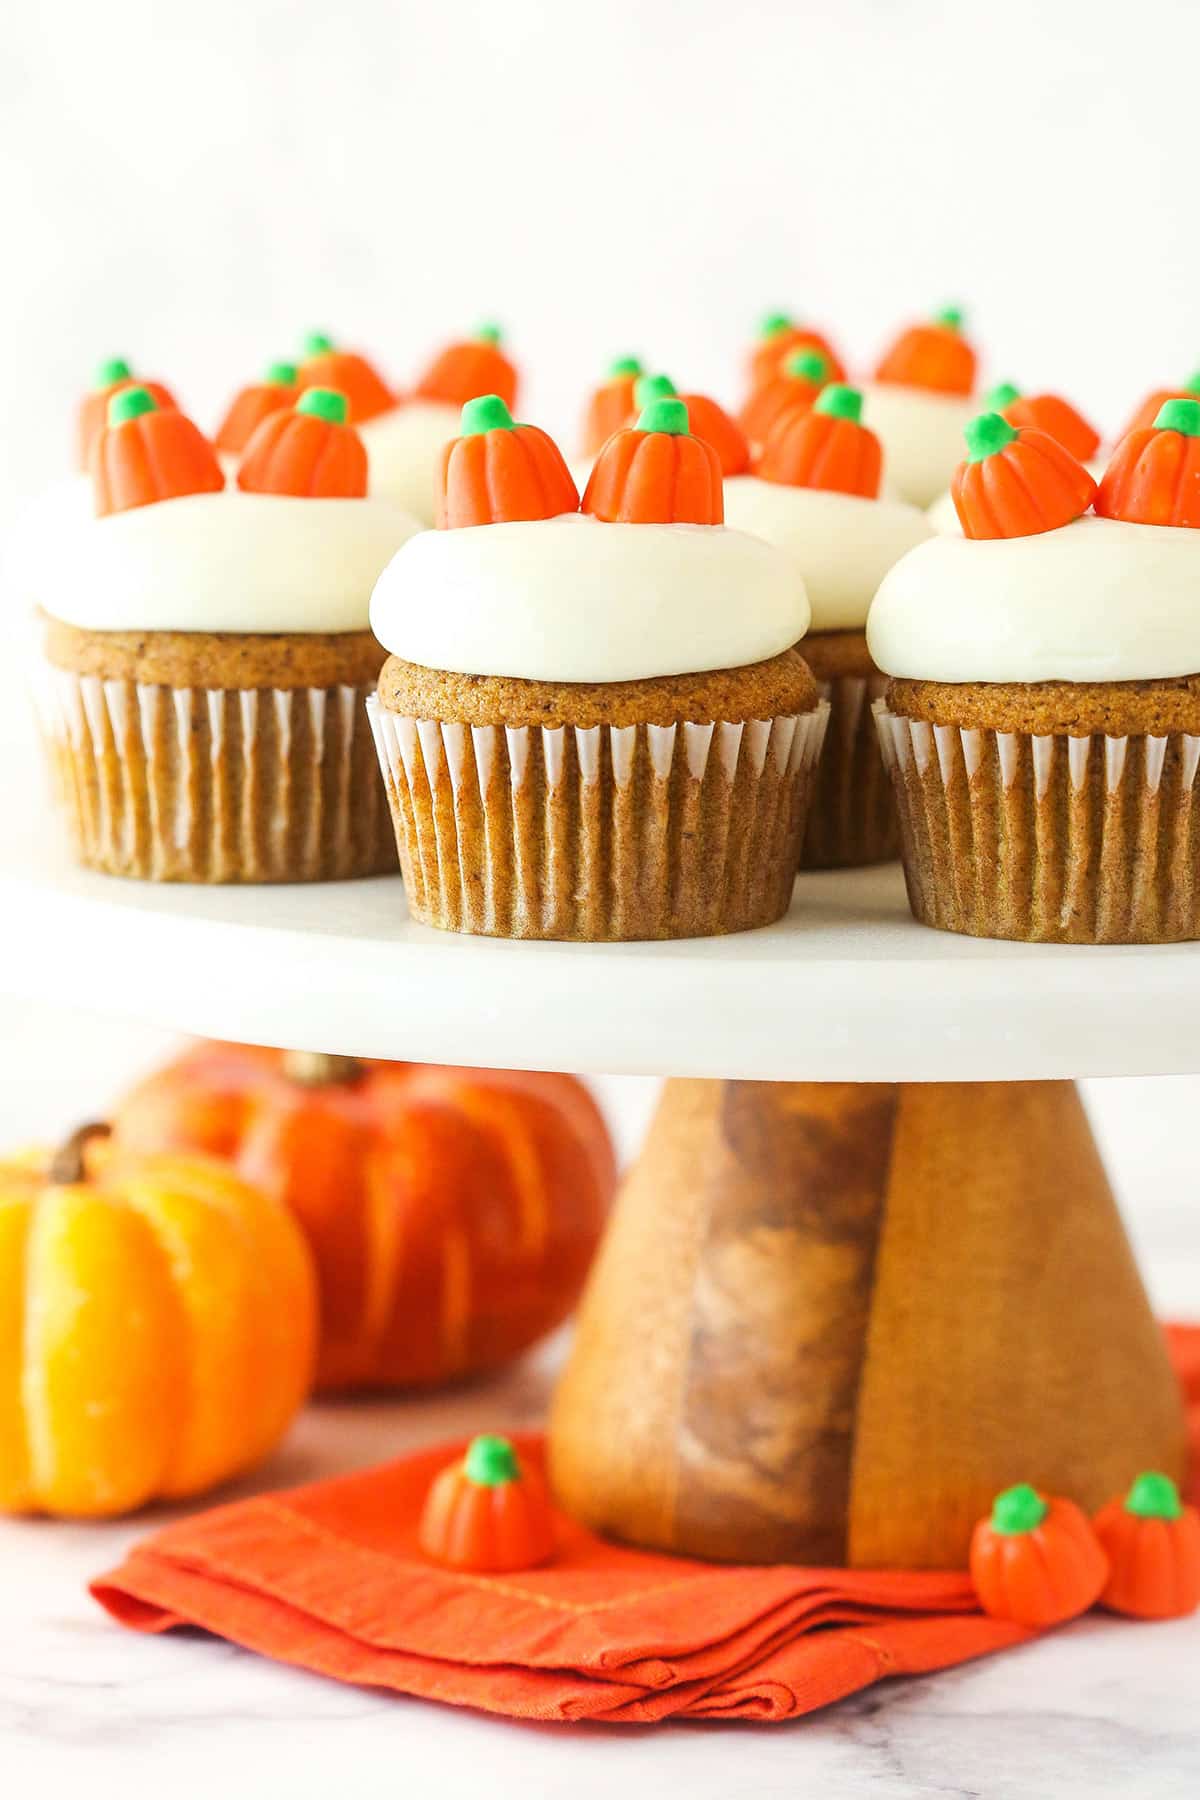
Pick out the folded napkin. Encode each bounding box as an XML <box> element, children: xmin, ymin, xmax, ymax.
<box><xmin>92</xmin><ymin>1324</ymin><xmax>1200</xmax><ymax>1725</ymax></box>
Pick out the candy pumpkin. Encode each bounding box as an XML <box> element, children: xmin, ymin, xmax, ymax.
<box><xmin>77</xmin><ymin>357</ymin><xmax>177</xmax><ymax>470</ymax></box>
<box><xmin>748</xmin><ymin>311</ymin><xmax>845</xmax><ymax>389</ymax></box>
<box><xmin>110</xmin><ymin>1045</ymin><xmax>616</xmax><ymax>1393</ymax></box>
<box><xmin>984</xmin><ymin>382</ymin><xmax>1101</xmax><ymax>464</ymax></box>
<box><xmin>1120</xmin><ymin>372</ymin><xmax>1200</xmax><ymax>440</ymax></box>
<box><xmin>739</xmin><ymin>348</ymin><xmax>830</xmax><ymax>448</ymax></box>
<box><xmin>415</xmin><ymin>323</ymin><xmax>518</xmax><ymax>411</ymax></box>
<box><xmin>1093</xmin><ymin>1472</ymin><xmax>1200</xmax><ymax>1619</ymax></box>
<box><xmin>295</xmin><ymin>332</ymin><xmax>395</xmax><ymax>424</ymax></box>
<box><xmin>582</xmin><ymin>356</ymin><xmax>644</xmax><ymax>455</ymax></box>
<box><xmin>237</xmin><ymin>388</ymin><xmax>368</xmax><ymax>498</ymax></box>
<box><xmin>583</xmin><ymin>397</ymin><xmax>724</xmax><ymax>525</ymax></box>
<box><xmin>419</xmin><ymin>1435</ymin><xmax>555</xmax><ymax>1572</ymax></box>
<box><xmin>755</xmin><ymin>383</ymin><xmax>882</xmax><ymax>498</ymax></box>
<box><xmin>969</xmin><ymin>1484</ymin><xmax>1108</xmax><ymax>1626</ymax></box>
<box><xmin>951</xmin><ymin>413</ymin><xmax>1097</xmax><ymax>539</ymax></box>
<box><xmin>215</xmin><ymin>361</ymin><xmax>298</xmax><ymax>456</ymax></box>
<box><xmin>439</xmin><ymin>395</ymin><xmax>578</xmax><ymax>527</ymax></box>
<box><xmin>1094</xmin><ymin>399</ymin><xmax>1200</xmax><ymax>529</ymax></box>
<box><xmin>0</xmin><ymin>1123</ymin><xmax>316</xmax><ymax>1517</ymax></box>
<box><xmin>630</xmin><ymin>375</ymin><xmax>749</xmax><ymax>477</ymax></box>
<box><xmin>874</xmin><ymin>306</ymin><xmax>977</xmax><ymax>395</ymax></box>
<box><xmin>91</xmin><ymin>388</ymin><xmax>225</xmax><ymax>518</ymax></box>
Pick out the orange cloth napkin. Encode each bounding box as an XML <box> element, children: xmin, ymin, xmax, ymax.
<box><xmin>92</xmin><ymin>1325</ymin><xmax>1200</xmax><ymax>1725</ymax></box>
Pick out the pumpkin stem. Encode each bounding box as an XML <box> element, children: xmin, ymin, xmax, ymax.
<box><xmin>964</xmin><ymin>411</ymin><xmax>1019</xmax><ymax>463</ymax></box>
<box><xmin>784</xmin><ymin>349</ymin><xmax>829</xmax><ymax>382</ymax></box>
<box><xmin>94</xmin><ymin>356</ymin><xmax>132</xmax><ymax>388</ymax></box>
<box><xmin>814</xmin><ymin>383</ymin><xmax>863</xmax><ymax>423</ymax></box>
<box><xmin>461</xmin><ymin>394</ymin><xmax>515</xmax><ymax>435</ymax></box>
<box><xmin>1154</xmin><ymin>398</ymin><xmax>1200</xmax><ymax>436</ymax></box>
<box><xmin>464</xmin><ymin>1435</ymin><xmax>520</xmax><ymax>1486</ymax></box>
<box><xmin>637</xmin><ymin>397</ymin><xmax>690</xmax><ymax>436</ymax></box>
<box><xmin>990</xmin><ymin>1483</ymin><xmax>1048</xmax><ymax>1535</ymax></box>
<box><xmin>475</xmin><ymin>322</ymin><xmax>502</xmax><ymax>345</ymax></box>
<box><xmin>985</xmin><ymin>381</ymin><xmax>1022</xmax><ymax>410</ymax></box>
<box><xmin>1184</xmin><ymin>371</ymin><xmax>1200</xmax><ymax>394</ymax></box>
<box><xmin>758</xmin><ymin>311</ymin><xmax>793</xmax><ymax>339</ymax></box>
<box><xmin>1125</xmin><ymin>1471</ymin><xmax>1184</xmax><ymax>1520</ymax></box>
<box><xmin>296</xmin><ymin>387</ymin><xmax>349</xmax><ymax>425</ymax></box>
<box><xmin>303</xmin><ymin>331</ymin><xmax>335</xmax><ymax>356</ymax></box>
<box><xmin>48</xmin><ymin>1120</ymin><xmax>112</xmax><ymax>1186</ymax></box>
<box><xmin>608</xmin><ymin>355</ymin><xmax>643</xmax><ymax>378</ymax></box>
<box><xmin>265</xmin><ymin>360</ymin><xmax>298</xmax><ymax>386</ymax></box>
<box><xmin>282</xmin><ymin>1050</ymin><xmax>364</xmax><ymax>1088</ymax></box>
<box><xmin>933</xmin><ymin>304</ymin><xmax>965</xmax><ymax>332</ymax></box>
<box><xmin>633</xmin><ymin>373</ymin><xmax>677</xmax><ymax>410</ymax></box>
<box><xmin>108</xmin><ymin>386</ymin><xmax>159</xmax><ymax>428</ymax></box>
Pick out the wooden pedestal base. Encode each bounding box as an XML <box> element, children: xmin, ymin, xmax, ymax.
<box><xmin>548</xmin><ymin>1080</ymin><xmax>1186</xmax><ymax>1568</ymax></box>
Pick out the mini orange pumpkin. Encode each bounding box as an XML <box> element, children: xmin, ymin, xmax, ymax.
<box><xmin>748</xmin><ymin>311</ymin><xmax>845</xmax><ymax>390</ymax></box>
<box><xmin>0</xmin><ymin>1123</ymin><xmax>316</xmax><ymax>1518</ymax></box>
<box><xmin>755</xmin><ymin>383</ymin><xmax>883</xmax><ymax>498</ymax></box>
<box><xmin>237</xmin><ymin>388</ymin><xmax>368</xmax><ymax>498</ymax></box>
<box><xmin>583</xmin><ymin>397</ymin><xmax>724</xmax><ymax>525</ymax></box>
<box><xmin>739</xmin><ymin>348</ymin><xmax>830</xmax><ymax>449</ymax></box>
<box><xmin>1094</xmin><ymin>399</ymin><xmax>1200</xmax><ymax>529</ymax></box>
<box><xmin>110</xmin><ymin>1045</ymin><xmax>616</xmax><ymax>1393</ymax></box>
<box><xmin>1093</xmin><ymin>1472</ymin><xmax>1200</xmax><ymax>1619</ymax></box>
<box><xmin>630</xmin><ymin>375</ymin><xmax>750</xmax><ymax>478</ymax></box>
<box><xmin>415</xmin><ymin>323</ymin><xmax>518</xmax><ymax>411</ymax></box>
<box><xmin>969</xmin><ymin>1484</ymin><xmax>1108</xmax><ymax>1627</ymax></box>
<box><xmin>295</xmin><ymin>332</ymin><xmax>395</xmax><ymax>424</ymax></box>
<box><xmin>214</xmin><ymin>361</ymin><xmax>299</xmax><ymax>456</ymax></box>
<box><xmin>438</xmin><ymin>395</ymin><xmax>578</xmax><ymax>527</ymax></box>
<box><xmin>874</xmin><ymin>306</ymin><xmax>977</xmax><ymax>395</ymax></box>
<box><xmin>91</xmin><ymin>388</ymin><xmax>225</xmax><ymax>518</ymax></box>
<box><xmin>951</xmin><ymin>413</ymin><xmax>1097</xmax><ymax>539</ymax></box>
<box><xmin>76</xmin><ymin>358</ymin><xmax>177</xmax><ymax>470</ymax></box>
<box><xmin>985</xmin><ymin>382</ymin><xmax>1101</xmax><ymax>464</ymax></box>
<box><xmin>1119</xmin><ymin>372</ymin><xmax>1200</xmax><ymax>440</ymax></box>
<box><xmin>419</xmin><ymin>1435</ymin><xmax>555</xmax><ymax>1572</ymax></box>
<box><xmin>582</xmin><ymin>356</ymin><xmax>644</xmax><ymax>456</ymax></box>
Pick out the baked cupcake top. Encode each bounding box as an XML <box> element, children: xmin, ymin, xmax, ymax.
<box><xmin>370</xmin><ymin>395</ymin><xmax>810</xmax><ymax>683</ymax></box>
<box><xmin>40</xmin><ymin>386</ymin><xmax>421</xmax><ymax>635</ymax></box>
<box><xmin>869</xmin><ymin>401</ymin><xmax>1200</xmax><ymax>682</ymax></box>
<box><xmin>723</xmin><ymin>384</ymin><xmax>933</xmax><ymax>632</ymax></box>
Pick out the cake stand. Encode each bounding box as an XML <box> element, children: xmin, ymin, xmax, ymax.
<box><xmin>1</xmin><ymin>766</ymin><xmax>1192</xmax><ymax>1569</ymax></box>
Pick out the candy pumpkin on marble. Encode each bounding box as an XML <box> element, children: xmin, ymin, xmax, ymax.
<box><xmin>111</xmin><ymin>1045</ymin><xmax>617</xmax><ymax>1393</ymax></box>
<box><xmin>969</xmin><ymin>1485</ymin><xmax>1108</xmax><ymax>1626</ymax></box>
<box><xmin>439</xmin><ymin>395</ymin><xmax>578</xmax><ymax>527</ymax></box>
<box><xmin>1093</xmin><ymin>1472</ymin><xmax>1200</xmax><ymax>1619</ymax></box>
<box><xmin>583</xmin><ymin>397</ymin><xmax>724</xmax><ymax>525</ymax></box>
<box><xmin>0</xmin><ymin>1124</ymin><xmax>316</xmax><ymax>1518</ymax></box>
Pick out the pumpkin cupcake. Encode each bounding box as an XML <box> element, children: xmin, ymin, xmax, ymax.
<box><xmin>368</xmin><ymin>394</ymin><xmax>826</xmax><ymax>940</ymax></box>
<box><xmin>927</xmin><ymin>380</ymin><xmax>1103</xmax><ymax>533</ymax></box>
<box><xmin>860</xmin><ymin>307</ymin><xmax>981</xmax><ymax>507</ymax></box>
<box><xmin>34</xmin><ymin>385</ymin><xmax>421</xmax><ymax>882</ymax></box>
<box><xmin>725</xmin><ymin>384</ymin><xmax>933</xmax><ymax>867</ymax></box>
<box><xmin>870</xmin><ymin>401</ymin><xmax>1200</xmax><ymax>942</ymax></box>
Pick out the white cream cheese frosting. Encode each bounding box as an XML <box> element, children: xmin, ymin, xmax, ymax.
<box><xmin>370</xmin><ymin>511</ymin><xmax>811</xmax><ymax>682</ymax></box>
<box><xmin>360</xmin><ymin>401</ymin><xmax>461</xmax><ymax>524</ymax></box>
<box><xmin>867</xmin><ymin>515</ymin><xmax>1200</xmax><ymax>682</ymax></box>
<box><xmin>722</xmin><ymin>478</ymin><xmax>933</xmax><ymax>632</ymax></box>
<box><xmin>859</xmin><ymin>382</ymin><xmax>977</xmax><ymax>509</ymax></box>
<box><xmin>37</xmin><ymin>491</ymin><xmax>422</xmax><ymax>634</ymax></box>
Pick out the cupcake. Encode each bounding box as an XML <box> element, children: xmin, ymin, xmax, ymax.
<box><xmin>725</xmin><ymin>384</ymin><xmax>932</xmax><ymax>866</ymax></box>
<box><xmin>368</xmin><ymin>394</ymin><xmax>826</xmax><ymax>941</ymax></box>
<box><xmin>860</xmin><ymin>307</ymin><xmax>981</xmax><ymax>508</ymax></box>
<box><xmin>746</xmin><ymin>311</ymin><xmax>846</xmax><ymax>391</ymax></box>
<box><xmin>927</xmin><ymin>381</ymin><xmax>1103</xmax><ymax>533</ymax></box>
<box><xmin>871</xmin><ymin>401</ymin><xmax>1200</xmax><ymax>943</ymax></box>
<box><xmin>34</xmin><ymin>385</ymin><xmax>421</xmax><ymax>882</ymax></box>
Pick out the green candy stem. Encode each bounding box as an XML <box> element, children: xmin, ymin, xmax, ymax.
<box><xmin>1155</xmin><ymin>397</ymin><xmax>1200</xmax><ymax>436</ymax></box>
<box><xmin>814</xmin><ymin>383</ymin><xmax>863</xmax><ymax>424</ymax></box>
<box><xmin>265</xmin><ymin>360</ymin><xmax>298</xmax><ymax>387</ymax></box>
<box><xmin>759</xmin><ymin>311</ymin><xmax>793</xmax><ymax>339</ymax></box>
<box><xmin>302</xmin><ymin>331</ymin><xmax>335</xmax><ymax>357</ymax></box>
<box><xmin>965</xmin><ymin>411</ymin><xmax>1018</xmax><ymax>462</ymax></box>
<box><xmin>608</xmin><ymin>355</ymin><xmax>643</xmax><ymax>378</ymax></box>
<box><xmin>460</xmin><ymin>394</ymin><xmax>515</xmax><ymax>435</ymax></box>
<box><xmin>1184</xmin><ymin>371</ymin><xmax>1200</xmax><ymax>394</ymax></box>
<box><xmin>985</xmin><ymin>381</ymin><xmax>1021</xmax><ymax>410</ymax></box>
<box><xmin>990</xmin><ymin>1483</ymin><xmax>1048</xmax><ymax>1536</ymax></box>
<box><xmin>637</xmin><ymin>396</ymin><xmax>689</xmax><ymax>436</ymax></box>
<box><xmin>464</xmin><ymin>1434</ymin><xmax>520</xmax><ymax>1487</ymax></box>
<box><xmin>934</xmin><ymin>305</ymin><xmax>965</xmax><ymax>332</ymax></box>
<box><xmin>296</xmin><ymin>387</ymin><xmax>348</xmax><ymax>425</ymax></box>
<box><xmin>784</xmin><ymin>349</ymin><xmax>828</xmax><ymax>382</ymax></box>
<box><xmin>107</xmin><ymin>386</ymin><xmax>158</xmax><ymax>427</ymax></box>
<box><xmin>634</xmin><ymin>372</ymin><xmax>676</xmax><ymax>409</ymax></box>
<box><xmin>1125</xmin><ymin>1471</ymin><xmax>1184</xmax><ymax>1520</ymax></box>
<box><xmin>94</xmin><ymin>356</ymin><xmax>132</xmax><ymax>389</ymax></box>
<box><xmin>475</xmin><ymin>321</ymin><xmax>502</xmax><ymax>344</ymax></box>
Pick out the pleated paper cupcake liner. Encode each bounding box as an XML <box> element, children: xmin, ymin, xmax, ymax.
<box><xmin>801</xmin><ymin>672</ymin><xmax>898</xmax><ymax>870</ymax></box>
<box><xmin>369</xmin><ymin>697</ymin><xmax>830</xmax><ymax>940</ymax></box>
<box><xmin>875</xmin><ymin>699</ymin><xmax>1200</xmax><ymax>943</ymax></box>
<box><xmin>33</xmin><ymin>665</ymin><xmax>396</xmax><ymax>883</ymax></box>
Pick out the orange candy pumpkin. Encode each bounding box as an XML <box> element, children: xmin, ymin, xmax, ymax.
<box><xmin>969</xmin><ymin>1485</ymin><xmax>1109</xmax><ymax>1627</ymax></box>
<box><xmin>214</xmin><ymin>361</ymin><xmax>298</xmax><ymax>456</ymax></box>
<box><xmin>110</xmin><ymin>1044</ymin><xmax>616</xmax><ymax>1394</ymax></box>
<box><xmin>295</xmin><ymin>332</ymin><xmax>395</xmax><ymax>424</ymax></box>
<box><xmin>583</xmin><ymin>397</ymin><xmax>724</xmax><ymax>525</ymax></box>
<box><xmin>1094</xmin><ymin>399</ymin><xmax>1200</xmax><ymax>529</ymax></box>
<box><xmin>438</xmin><ymin>395</ymin><xmax>579</xmax><ymax>527</ymax></box>
<box><xmin>985</xmin><ymin>382</ymin><xmax>1101</xmax><ymax>465</ymax></box>
<box><xmin>419</xmin><ymin>1435</ymin><xmax>555</xmax><ymax>1572</ymax></box>
<box><xmin>237</xmin><ymin>388</ymin><xmax>368</xmax><ymax>498</ymax></box>
<box><xmin>630</xmin><ymin>374</ymin><xmax>750</xmax><ymax>478</ymax></box>
<box><xmin>739</xmin><ymin>348</ymin><xmax>830</xmax><ymax>449</ymax></box>
<box><xmin>0</xmin><ymin>1123</ymin><xmax>316</xmax><ymax>1518</ymax></box>
<box><xmin>951</xmin><ymin>413</ymin><xmax>1097</xmax><ymax>539</ymax></box>
<box><xmin>748</xmin><ymin>311</ymin><xmax>845</xmax><ymax>390</ymax></box>
<box><xmin>755</xmin><ymin>383</ymin><xmax>883</xmax><ymax>498</ymax></box>
<box><xmin>415</xmin><ymin>323</ymin><xmax>518</xmax><ymax>411</ymax></box>
<box><xmin>874</xmin><ymin>306</ymin><xmax>977</xmax><ymax>395</ymax></box>
<box><xmin>1093</xmin><ymin>1472</ymin><xmax>1200</xmax><ymax>1620</ymax></box>
<box><xmin>582</xmin><ymin>356</ymin><xmax>643</xmax><ymax>456</ymax></box>
<box><xmin>1119</xmin><ymin>373</ymin><xmax>1200</xmax><ymax>440</ymax></box>
<box><xmin>91</xmin><ymin>388</ymin><xmax>225</xmax><ymax>518</ymax></box>
<box><xmin>76</xmin><ymin>357</ymin><xmax>177</xmax><ymax>470</ymax></box>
